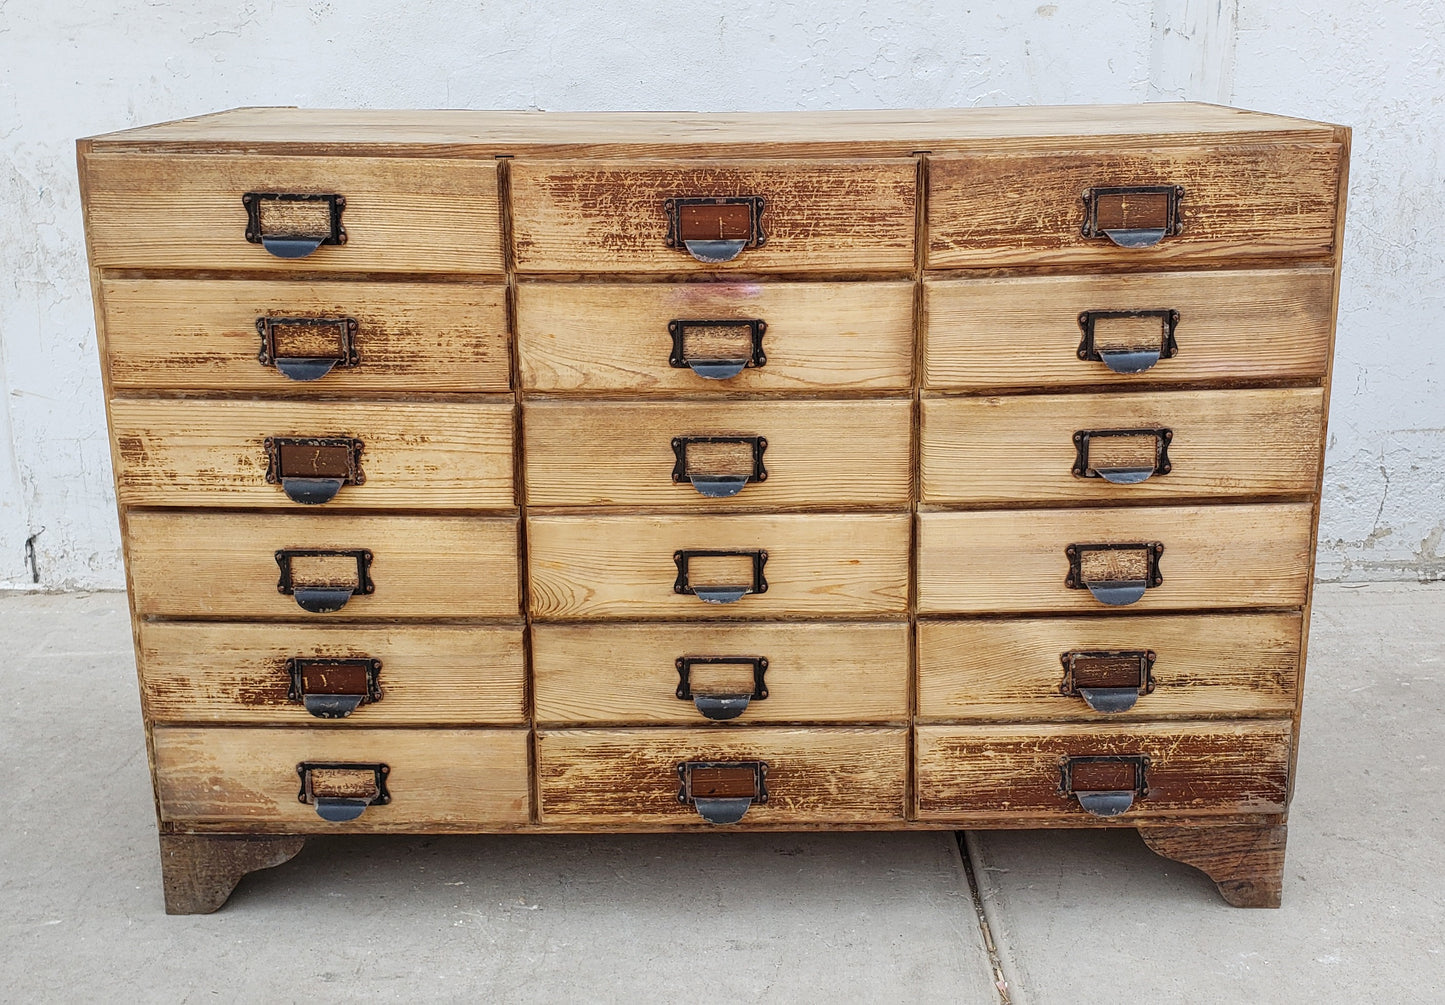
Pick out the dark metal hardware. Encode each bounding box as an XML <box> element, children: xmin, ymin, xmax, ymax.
<box><xmin>671</xmin><ymin>436</ymin><xmax>768</xmax><ymax>498</ymax></box>
<box><xmin>668</xmin><ymin>318</ymin><xmax>767</xmax><ymax>380</ymax></box>
<box><xmin>675</xmin><ymin>656</ymin><xmax>769</xmax><ymax>721</ymax></box>
<box><xmin>1072</xmin><ymin>428</ymin><xmax>1173</xmax><ymax>484</ymax></box>
<box><xmin>264</xmin><ymin>437</ymin><xmax>365</xmax><ymax>505</ymax></box>
<box><xmin>243</xmin><ymin>192</ymin><xmax>346</xmax><ymax>259</ymax></box>
<box><xmin>297</xmin><ymin>761</ymin><xmax>390</xmax><ymax>822</ymax></box>
<box><xmin>1059</xmin><ymin>754</ymin><xmax>1149</xmax><ymax>817</ymax></box>
<box><xmin>1065</xmin><ymin>542</ymin><xmax>1164</xmax><ymax>607</ymax></box>
<box><xmin>256</xmin><ymin>316</ymin><xmax>360</xmax><ymax>382</ymax></box>
<box><xmin>1080</xmin><ymin>185</ymin><xmax>1183</xmax><ymax>248</ymax></box>
<box><xmin>663</xmin><ymin>196</ymin><xmax>767</xmax><ymax>263</ymax></box>
<box><xmin>1077</xmin><ymin>309</ymin><xmax>1180</xmax><ymax>374</ymax></box>
<box><xmin>677</xmin><ymin>760</ymin><xmax>768</xmax><ymax>824</ymax></box>
<box><xmin>287</xmin><ymin>657</ymin><xmax>383</xmax><ymax>719</ymax></box>
<box><xmin>673</xmin><ymin>549</ymin><xmax>768</xmax><ymax>605</ymax></box>
<box><xmin>275</xmin><ymin>548</ymin><xmax>374</xmax><ymax>613</ymax></box>
<box><xmin>1060</xmin><ymin>650</ymin><xmax>1157</xmax><ymax>713</ymax></box>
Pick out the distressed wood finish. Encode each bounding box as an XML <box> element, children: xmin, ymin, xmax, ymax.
<box><xmin>159</xmin><ymin>834</ymin><xmax>307</xmax><ymax>914</ymax></box>
<box><xmin>1139</xmin><ymin>822</ymin><xmax>1288</xmax><ymax>908</ymax></box>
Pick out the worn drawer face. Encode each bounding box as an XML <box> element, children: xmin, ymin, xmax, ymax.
<box><xmin>525</xmin><ymin>399</ymin><xmax>910</xmax><ymax>509</ymax></box>
<box><xmin>528</xmin><ymin>514</ymin><xmax>909</xmax><ymax>620</ymax></box>
<box><xmin>533</xmin><ymin>622</ymin><xmax>909</xmax><ymax>725</ymax></box>
<box><xmin>510</xmin><ymin>159</ymin><xmax>917</xmax><ymax>273</ymax></box>
<box><xmin>915</xmin><ymin>721</ymin><xmax>1292</xmax><ymax>822</ymax></box>
<box><xmin>916</xmin><ymin>503</ymin><xmax>1312</xmax><ymax>614</ymax></box>
<box><xmin>153</xmin><ymin>727</ymin><xmax>530</xmax><ymax>831</ymax></box>
<box><xmin>516</xmin><ymin>281</ymin><xmax>914</xmax><ymax>393</ymax></box>
<box><xmin>127</xmin><ymin>512</ymin><xmax>519</xmax><ymax>619</ymax></box>
<box><xmin>927</xmin><ymin>143</ymin><xmax>1341</xmax><ymax>268</ymax></box>
<box><xmin>536</xmin><ymin>727</ymin><xmax>907</xmax><ymax>825</ymax></box>
<box><xmin>100</xmin><ymin>279</ymin><xmax>510</xmax><ymax>393</ymax></box>
<box><xmin>138</xmin><ymin>623</ymin><xmax>525</xmax><ymax>725</ymax></box>
<box><xmin>82</xmin><ymin>153</ymin><xmax>503</xmax><ymax>273</ymax></box>
<box><xmin>920</xmin><ymin>388</ymin><xmax>1323</xmax><ymax>504</ymax></box>
<box><xmin>917</xmin><ymin>614</ymin><xmax>1301</xmax><ymax>721</ymax></box>
<box><xmin>923</xmin><ymin>268</ymin><xmax>1334</xmax><ymax>391</ymax></box>
<box><xmin>111</xmin><ymin>399</ymin><xmax>514</xmax><ymax>510</ymax></box>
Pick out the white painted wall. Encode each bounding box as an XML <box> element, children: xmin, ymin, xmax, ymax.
<box><xmin>0</xmin><ymin>0</ymin><xmax>1439</xmax><ymax>589</ymax></box>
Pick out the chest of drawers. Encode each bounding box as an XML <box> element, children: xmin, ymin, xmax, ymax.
<box><xmin>78</xmin><ymin>104</ymin><xmax>1348</xmax><ymax>913</ymax></box>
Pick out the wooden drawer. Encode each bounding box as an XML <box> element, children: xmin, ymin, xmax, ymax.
<box><xmin>516</xmin><ymin>280</ymin><xmax>914</xmax><ymax>393</ymax></box>
<box><xmin>138</xmin><ymin>622</ymin><xmax>525</xmax><ymax>725</ymax></box>
<box><xmin>923</xmin><ymin>268</ymin><xmax>1334</xmax><ymax>391</ymax></box>
<box><xmin>916</xmin><ymin>613</ymin><xmax>1300</xmax><ymax>721</ymax></box>
<box><xmin>916</xmin><ymin>503</ymin><xmax>1312</xmax><ymax>614</ymax></box>
<box><xmin>920</xmin><ymin>388</ymin><xmax>1323</xmax><ymax>505</ymax></box>
<box><xmin>153</xmin><ymin>727</ymin><xmax>530</xmax><ymax>831</ymax></box>
<box><xmin>511</xmin><ymin>159</ymin><xmax>916</xmax><ymax>273</ymax></box>
<box><xmin>525</xmin><ymin>399</ymin><xmax>910</xmax><ymax>509</ymax></box>
<box><xmin>100</xmin><ymin>279</ymin><xmax>510</xmax><ymax>393</ymax></box>
<box><xmin>528</xmin><ymin>513</ymin><xmax>909</xmax><ymax>620</ymax></box>
<box><xmin>111</xmin><ymin>399</ymin><xmax>514</xmax><ymax>510</ymax></box>
<box><xmin>915</xmin><ymin>720</ymin><xmax>1292</xmax><ymax>822</ymax></box>
<box><xmin>82</xmin><ymin>153</ymin><xmax>503</xmax><ymax>273</ymax></box>
<box><xmin>927</xmin><ymin>142</ymin><xmax>1341</xmax><ymax>268</ymax></box>
<box><xmin>537</xmin><ymin>727</ymin><xmax>907</xmax><ymax>825</ymax></box>
<box><xmin>533</xmin><ymin>622</ymin><xmax>909</xmax><ymax>725</ymax></box>
<box><xmin>127</xmin><ymin>512</ymin><xmax>519</xmax><ymax>619</ymax></box>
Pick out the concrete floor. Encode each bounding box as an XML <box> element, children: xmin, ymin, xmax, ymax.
<box><xmin>2</xmin><ymin>584</ymin><xmax>1441</xmax><ymax>1002</ymax></box>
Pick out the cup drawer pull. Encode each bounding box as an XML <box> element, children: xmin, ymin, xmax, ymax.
<box><xmin>668</xmin><ymin>318</ymin><xmax>767</xmax><ymax>380</ymax></box>
<box><xmin>663</xmin><ymin>196</ymin><xmax>766</xmax><ymax>263</ymax></box>
<box><xmin>1059</xmin><ymin>754</ymin><xmax>1149</xmax><ymax>817</ymax></box>
<box><xmin>1080</xmin><ymin>185</ymin><xmax>1183</xmax><ymax>248</ymax></box>
<box><xmin>297</xmin><ymin>761</ymin><xmax>389</xmax><ymax>822</ymax></box>
<box><xmin>1072</xmin><ymin>428</ymin><xmax>1173</xmax><ymax>484</ymax></box>
<box><xmin>1077</xmin><ymin>309</ymin><xmax>1180</xmax><ymax>374</ymax></box>
<box><xmin>671</xmin><ymin>436</ymin><xmax>768</xmax><ymax>498</ymax></box>
<box><xmin>243</xmin><ymin>192</ymin><xmax>347</xmax><ymax>259</ymax></box>
<box><xmin>275</xmin><ymin>548</ymin><xmax>375</xmax><ymax>613</ymax></box>
<box><xmin>256</xmin><ymin>316</ymin><xmax>360</xmax><ymax>382</ymax></box>
<box><xmin>264</xmin><ymin>437</ymin><xmax>365</xmax><ymax>505</ymax></box>
<box><xmin>1065</xmin><ymin>542</ymin><xmax>1164</xmax><ymax>607</ymax></box>
<box><xmin>287</xmin><ymin>657</ymin><xmax>383</xmax><ymax>719</ymax></box>
<box><xmin>677</xmin><ymin>760</ymin><xmax>768</xmax><ymax>824</ymax></box>
<box><xmin>675</xmin><ymin>656</ymin><xmax>769</xmax><ymax>721</ymax></box>
<box><xmin>1059</xmin><ymin>650</ymin><xmax>1157</xmax><ymax>713</ymax></box>
<box><xmin>673</xmin><ymin>549</ymin><xmax>768</xmax><ymax>605</ymax></box>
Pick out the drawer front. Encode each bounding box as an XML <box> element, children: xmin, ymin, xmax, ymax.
<box><xmin>139</xmin><ymin>623</ymin><xmax>525</xmax><ymax>725</ymax></box>
<box><xmin>920</xmin><ymin>388</ymin><xmax>1323</xmax><ymax>505</ymax></box>
<box><xmin>917</xmin><ymin>614</ymin><xmax>1301</xmax><ymax>721</ymax></box>
<box><xmin>127</xmin><ymin>512</ymin><xmax>519</xmax><ymax>619</ymax></box>
<box><xmin>111</xmin><ymin>399</ymin><xmax>515</xmax><ymax>510</ymax></box>
<box><xmin>100</xmin><ymin>279</ymin><xmax>510</xmax><ymax>393</ymax></box>
<box><xmin>916</xmin><ymin>503</ymin><xmax>1312</xmax><ymax>614</ymax></box>
<box><xmin>153</xmin><ymin>727</ymin><xmax>530</xmax><ymax>831</ymax></box>
<box><xmin>923</xmin><ymin>268</ymin><xmax>1334</xmax><ymax>391</ymax></box>
<box><xmin>517</xmin><ymin>281</ymin><xmax>914</xmax><ymax>393</ymax></box>
<box><xmin>915</xmin><ymin>721</ymin><xmax>1292</xmax><ymax>821</ymax></box>
<box><xmin>537</xmin><ymin>727</ymin><xmax>907</xmax><ymax>825</ymax></box>
<box><xmin>83</xmin><ymin>153</ymin><xmax>503</xmax><ymax>273</ymax></box>
<box><xmin>927</xmin><ymin>143</ymin><xmax>1341</xmax><ymax>268</ymax></box>
<box><xmin>525</xmin><ymin>399</ymin><xmax>911</xmax><ymax>509</ymax></box>
<box><xmin>528</xmin><ymin>514</ymin><xmax>910</xmax><ymax>620</ymax></box>
<box><xmin>533</xmin><ymin>622</ymin><xmax>909</xmax><ymax>724</ymax></box>
<box><xmin>511</xmin><ymin>159</ymin><xmax>916</xmax><ymax>273</ymax></box>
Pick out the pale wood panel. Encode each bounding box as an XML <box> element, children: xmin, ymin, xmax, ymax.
<box><xmin>525</xmin><ymin>399</ymin><xmax>910</xmax><ymax>509</ymax></box>
<box><xmin>517</xmin><ymin>281</ymin><xmax>914</xmax><ymax>393</ymax></box>
<box><xmin>923</xmin><ymin>268</ymin><xmax>1334</xmax><ymax>390</ymax></box>
<box><xmin>153</xmin><ymin>727</ymin><xmax>530</xmax><ymax>831</ymax></box>
<box><xmin>128</xmin><ymin>512</ymin><xmax>519</xmax><ymax>619</ymax></box>
<box><xmin>138</xmin><ymin>622</ymin><xmax>525</xmax><ymax>724</ymax></box>
<box><xmin>511</xmin><ymin>159</ymin><xmax>916</xmax><ymax>273</ymax></box>
<box><xmin>111</xmin><ymin>399</ymin><xmax>514</xmax><ymax>510</ymax></box>
<box><xmin>916</xmin><ymin>613</ymin><xmax>1301</xmax><ymax>721</ymax></box>
<box><xmin>920</xmin><ymin>388</ymin><xmax>1323</xmax><ymax>504</ymax></box>
<box><xmin>928</xmin><ymin>144</ymin><xmax>1341</xmax><ymax>268</ymax></box>
<box><xmin>528</xmin><ymin>514</ymin><xmax>910</xmax><ymax>619</ymax></box>
<box><xmin>916</xmin><ymin>503</ymin><xmax>1312</xmax><ymax>614</ymax></box>
<box><xmin>915</xmin><ymin>720</ymin><xmax>1292</xmax><ymax>821</ymax></box>
<box><xmin>100</xmin><ymin>279</ymin><xmax>509</xmax><ymax>393</ymax></box>
<box><xmin>537</xmin><ymin>727</ymin><xmax>907</xmax><ymax>824</ymax></box>
<box><xmin>533</xmin><ymin>622</ymin><xmax>909</xmax><ymax>724</ymax></box>
<box><xmin>82</xmin><ymin>153</ymin><xmax>502</xmax><ymax>273</ymax></box>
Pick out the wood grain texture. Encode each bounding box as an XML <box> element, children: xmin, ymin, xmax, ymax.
<box><xmin>533</xmin><ymin>621</ymin><xmax>909</xmax><ymax>724</ymax></box>
<box><xmin>928</xmin><ymin>144</ymin><xmax>1341</xmax><ymax>268</ymax></box>
<box><xmin>138</xmin><ymin>622</ymin><xmax>525</xmax><ymax>725</ymax></box>
<box><xmin>525</xmin><ymin>399</ymin><xmax>910</xmax><ymax>509</ymax></box>
<box><xmin>528</xmin><ymin>513</ymin><xmax>910</xmax><ymax>619</ymax></box>
<box><xmin>159</xmin><ymin>834</ymin><xmax>306</xmax><ymax>914</ymax></box>
<box><xmin>916</xmin><ymin>613</ymin><xmax>1301</xmax><ymax>721</ymax></box>
<box><xmin>153</xmin><ymin>727</ymin><xmax>530</xmax><ymax>831</ymax></box>
<box><xmin>127</xmin><ymin>512</ymin><xmax>519</xmax><ymax>619</ymax></box>
<box><xmin>1139</xmin><ymin>822</ymin><xmax>1287</xmax><ymax>908</ymax></box>
<box><xmin>916</xmin><ymin>503</ymin><xmax>1313</xmax><ymax>614</ymax></box>
<box><xmin>920</xmin><ymin>388</ymin><xmax>1323</xmax><ymax>504</ymax></box>
<box><xmin>923</xmin><ymin>268</ymin><xmax>1334</xmax><ymax>390</ymax></box>
<box><xmin>915</xmin><ymin>720</ymin><xmax>1292</xmax><ymax>821</ymax></box>
<box><xmin>517</xmin><ymin>280</ymin><xmax>914</xmax><ymax>393</ymax></box>
<box><xmin>536</xmin><ymin>727</ymin><xmax>907</xmax><ymax>824</ymax></box>
<box><xmin>511</xmin><ymin>159</ymin><xmax>916</xmax><ymax>273</ymax></box>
